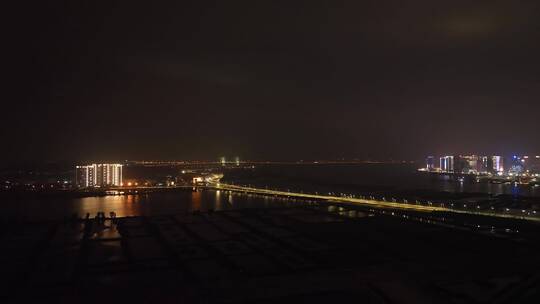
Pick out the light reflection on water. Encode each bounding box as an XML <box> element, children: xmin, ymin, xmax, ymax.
<box><xmin>2</xmin><ymin>190</ymin><xmax>298</xmax><ymax>220</ymax></box>
<box><xmin>437</xmin><ymin>179</ymin><xmax>536</xmax><ymax>197</ymax></box>
<box><xmin>4</xmin><ymin>189</ymin><xmax>534</xmax><ymax>241</ymax></box>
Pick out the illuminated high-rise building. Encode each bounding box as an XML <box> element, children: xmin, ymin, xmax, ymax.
<box><xmin>491</xmin><ymin>156</ymin><xmax>503</xmax><ymax>173</ymax></box>
<box><xmin>220</xmin><ymin>157</ymin><xmax>226</xmax><ymax>166</ymax></box>
<box><xmin>426</xmin><ymin>156</ymin><xmax>435</xmax><ymax>171</ymax></box>
<box><xmin>519</xmin><ymin>155</ymin><xmax>540</xmax><ymax>174</ymax></box>
<box><xmin>235</xmin><ymin>156</ymin><xmax>240</xmax><ymax>166</ymax></box>
<box><xmin>76</xmin><ymin>164</ymin><xmax>123</xmax><ymax>187</ymax></box>
<box><xmin>460</xmin><ymin>155</ymin><xmax>479</xmax><ymax>173</ymax></box>
<box><xmin>531</xmin><ymin>156</ymin><xmax>540</xmax><ymax>174</ymax></box>
<box><xmin>76</xmin><ymin>164</ymin><xmax>96</xmax><ymax>187</ymax></box>
<box><xmin>453</xmin><ymin>155</ymin><xmax>470</xmax><ymax>173</ymax></box>
<box><xmin>439</xmin><ymin>156</ymin><xmax>454</xmax><ymax>172</ymax></box>
<box><xmin>508</xmin><ymin>155</ymin><xmax>525</xmax><ymax>175</ymax></box>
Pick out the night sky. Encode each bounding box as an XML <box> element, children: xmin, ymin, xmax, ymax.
<box><xmin>4</xmin><ymin>1</ymin><xmax>540</xmax><ymax>163</ymax></box>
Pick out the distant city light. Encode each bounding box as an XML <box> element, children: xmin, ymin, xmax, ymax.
<box><xmin>424</xmin><ymin>154</ymin><xmax>539</xmax><ymax>178</ymax></box>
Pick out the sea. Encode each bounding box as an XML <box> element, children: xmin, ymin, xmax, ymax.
<box><xmin>2</xmin><ymin>163</ymin><xmax>538</xmax><ymax>220</ymax></box>
<box><xmin>221</xmin><ymin>163</ymin><xmax>540</xmax><ymax>197</ymax></box>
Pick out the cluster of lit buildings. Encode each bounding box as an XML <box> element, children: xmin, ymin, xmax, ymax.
<box><xmin>425</xmin><ymin>155</ymin><xmax>540</xmax><ymax>176</ymax></box>
<box><xmin>220</xmin><ymin>156</ymin><xmax>241</xmax><ymax>166</ymax></box>
<box><xmin>75</xmin><ymin>164</ymin><xmax>123</xmax><ymax>188</ymax></box>
<box><xmin>191</xmin><ymin>173</ymin><xmax>224</xmax><ymax>185</ymax></box>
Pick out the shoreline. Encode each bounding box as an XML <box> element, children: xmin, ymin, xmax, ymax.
<box><xmin>419</xmin><ymin>170</ymin><xmax>539</xmax><ymax>186</ymax></box>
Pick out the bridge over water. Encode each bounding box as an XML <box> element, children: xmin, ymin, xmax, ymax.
<box><xmin>211</xmin><ymin>183</ymin><xmax>540</xmax><ymax>222</ymax></box>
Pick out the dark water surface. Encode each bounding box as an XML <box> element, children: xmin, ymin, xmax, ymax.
<box><xmin>223</xmin><ymin>163</ymin><xmax>540</xmax><ymax>197</ymax></box>
<box><xmin>1</xmin><ymin>189</ymin><xmax>303</xmax><ymax>220</ymax></box>
<box><xmin>2</xmin><ymin>164</ymin><xmax>539</xmax><ymax>220</ymax></box>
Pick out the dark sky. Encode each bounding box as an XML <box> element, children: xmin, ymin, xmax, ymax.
<box><xmin>4</xmin><ymin>1</ymin><xmax>540</xmax><ymax>163</ymax></box>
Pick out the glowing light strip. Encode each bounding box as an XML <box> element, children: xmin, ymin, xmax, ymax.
<box><xmin>213</xmin><ymin>183</ymin><xmax>540</xmax><ymax>222</ymax></box>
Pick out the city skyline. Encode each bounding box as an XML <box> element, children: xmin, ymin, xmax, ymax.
<box><xmin>3</xmin><ymin>152</ymin><xmax>540</xmax><ymax>168</ymax></box>
<box><xmin>424</xmin><ymin>154</ymin><xmax>540</xmax><ymax>176</ymax></box>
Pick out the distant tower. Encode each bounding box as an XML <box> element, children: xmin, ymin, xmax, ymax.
<box><xmin>509</xmin><ymin>155</ymin><xmax>525</xmax><ymax>175</ymax></box>
<box><xmin>426</xmin><ymin>156</ymin><xmax>435</xmax><ymax>171</ymax></box>
<box><xmin>235</xmin><ymin>156</ymin><xmax>240</xmax><ymax>166</ymax></box>
<box><xmin>491</xmin><ymin>156</ymin><xmax>503</xmax><ymax>173</ymax></box>
<box><xmin>439</xmin><ymin>156</ymin><xmax>454</xmax><ymax>173</ymax></box>
<box><xmin>453</xmin><ymin>155</ymin><xmax>464</xmax><ymax>173</ymax></box>
<box><xmin>531</xmin><ymin>156</ymin><xmax>540</xmax><ymax>174</ymax></box>
<box><xmin>220</xmin><ymin>157</ymin><xmax>226</xmax><ymax>166</ymax></box>
<box><xmin>478</xmin><ymin>156</ymin><xmax>491</xmax><ymax>173</ymax></box>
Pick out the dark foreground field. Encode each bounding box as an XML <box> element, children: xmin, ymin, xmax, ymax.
<box><xmin>2</xmin><ymin>206</ymin><xmax>539</xmax><ymax>303</ymax></box>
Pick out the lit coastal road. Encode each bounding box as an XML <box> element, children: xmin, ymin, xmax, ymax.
<box><xmin>211</xmin><ymin>183</ymin><xmax>540</xmax><ymax>222</ymax></box>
